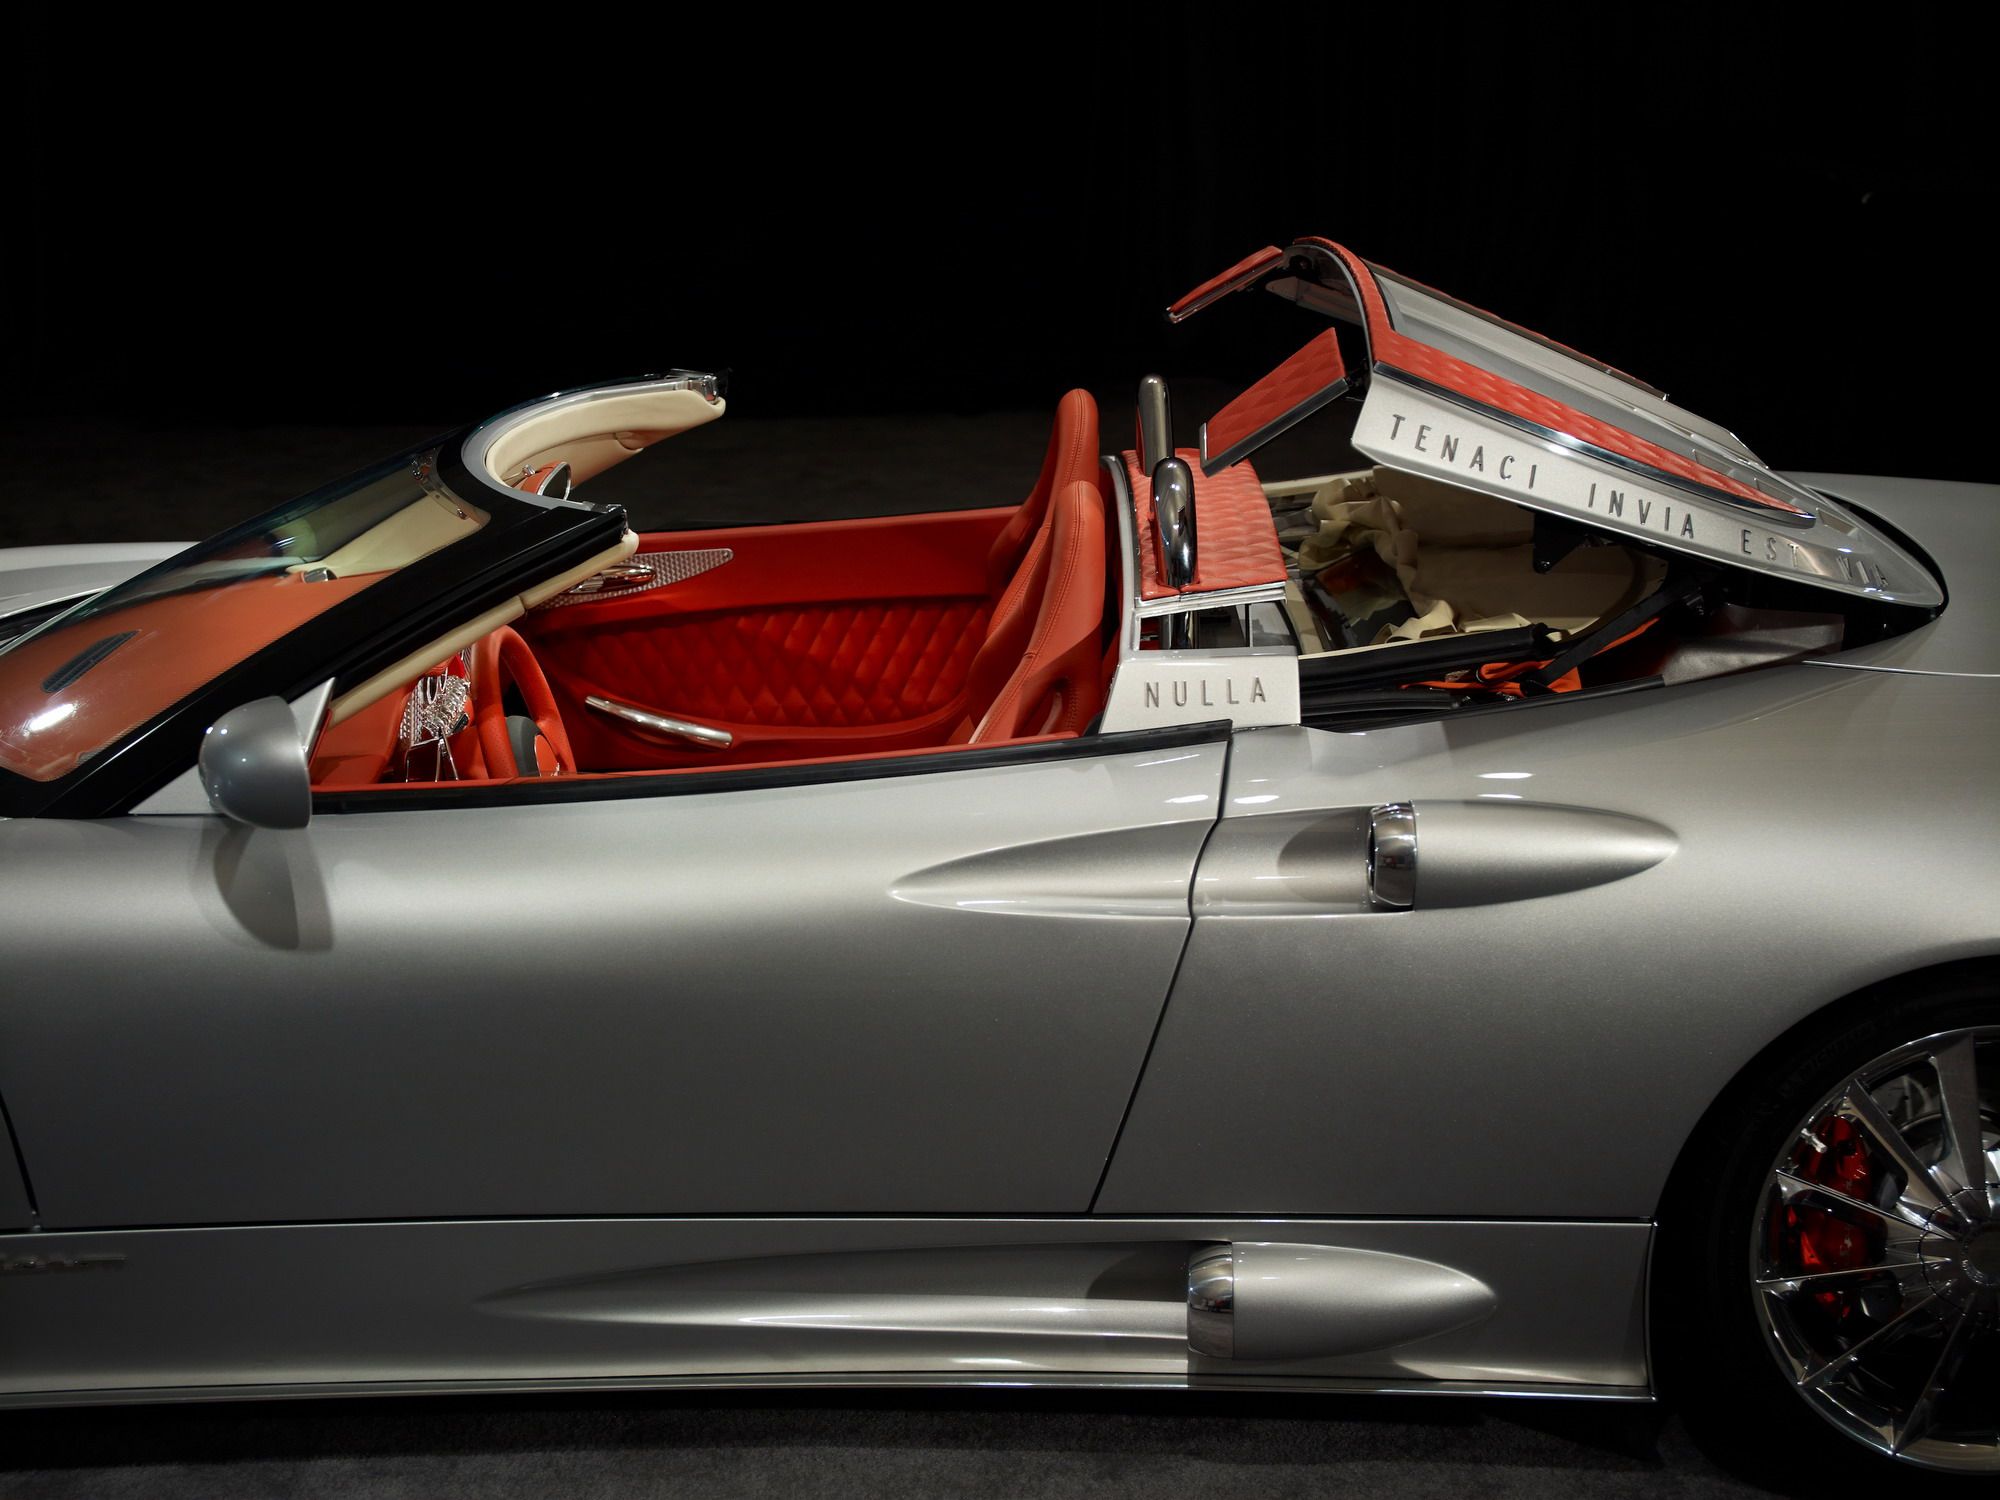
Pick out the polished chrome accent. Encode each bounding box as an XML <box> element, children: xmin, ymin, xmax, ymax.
<box><xmin>1367</xmin><ymin>804</ymin><xmax>1417</xmax><ymax>911</ymax></box>
<box><xmin>1753</xmin><ymin>1026</ymin><xmax>1998</xmax><ymax>1472</ymax></box>
<box><xmin>1151</xmin><ymin>455</ymin><xmax>1197</xmax><ymax>589</ymax></box>
<box><xmin>575</xmin><ymin>563</ymin><xmax>656</xmax><ymax>590</ymax></box>
<box><xmin>398</xmin><ymin>666</ymin><xmax>471</xmax><ymax>782</ymax></box>
<box><xmin>1186</xmin><ymin>1244</ymin><xmax>1235</xmax><ymax>1359</ymax></box>
<box><xmin>521</xmin><ymin>460</ymin><xmax>573</xmax><ymax>501</ymax></box>
<box><xmin>585</xmin><ymin>694</ymin><xmax>733</xmax><ymax>749</ymax></box>
<box><xmin>0</xmin><ymin>1370</ymin><xmax>1656</xmax><ymax>1408</ymax></box>
<box><xmin>1130</xmin><ymin>580</ymin><xmax>1289</xmax><ymax>619</ymax></box>
<box><xmin>542</xmin><ymin>548</ymin><xmax>734</xmax><ymax>609</ymax></box>
<box><xmin>1189</xmin><ymin>1242</ymin><xmax>1498</xmax><ymax>1363</ymax></box>
<box><xmin>1137</xmin><ymin>375</ymin><xmax>1173</xmax><ymax>474</ymax></box>
<box><xmin>299</xmin><ymin>567</ymin><xmax>336</xmax><ymax>583</ymax></box>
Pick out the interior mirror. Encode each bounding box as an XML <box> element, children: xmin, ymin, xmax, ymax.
<box><xmin>198</xmin><ymin>696</ymin><xmax>312</xmax><ymax>829</ymax></box>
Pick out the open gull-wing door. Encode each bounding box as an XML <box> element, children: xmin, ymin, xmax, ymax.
<box><xmin>1171</xmin><ymin>238</ymin><xmax>1942</xmax><ymax>611</ymax></box>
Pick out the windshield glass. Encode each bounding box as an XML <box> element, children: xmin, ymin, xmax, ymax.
<box><xmin>0</xmin><ymin>450</ymin><xmax>488</xmax><ymax>782</ymax></box>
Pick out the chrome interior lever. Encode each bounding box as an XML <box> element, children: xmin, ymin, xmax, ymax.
<box><xmin>584</xmin><ymin>694</ymin><xmax>734</xmax><ymax>750</ymax></box>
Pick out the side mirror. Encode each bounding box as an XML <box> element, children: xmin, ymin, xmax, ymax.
<box><xmin>198</xmin><ymin>696</ymin><xmax>312</xmax><ymax>829</ymax></box>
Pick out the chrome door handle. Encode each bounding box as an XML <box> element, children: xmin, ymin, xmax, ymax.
<box><xmin>584</xmin><ymin>694</ymin><xmax>734</xmax><ymax>749</ymax></box>
<box><xmin>568</xmin><ymin>563</ymin><xmax>657</xmax><ymax>595</ymax></box>
<box><xmin>1367</xmin><ymin>803</ymin><xmax>1416</xmax><ymax>911</ymax></box>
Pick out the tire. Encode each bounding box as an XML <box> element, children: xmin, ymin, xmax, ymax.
<box><xmin>1658</xmin><ymin>975</ymin><xmax>1998</xmax><ymax>1481</ymax></box>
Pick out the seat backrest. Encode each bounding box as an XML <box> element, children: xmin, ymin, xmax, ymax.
<box><xmin>968</xmin><ymin>480</ymin><xmax>1109</xmax><ymax>743</ymax></box>
<box><xmin>985</xmin><ymin>388</ymin><xmax>1100</xmax><ymax>592</ymax></box>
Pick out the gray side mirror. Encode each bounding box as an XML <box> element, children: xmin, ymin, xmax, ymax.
<box><xmin>198</xmin><ymin>696</ymin><xmax>312</xmax><ymax>829</ymax></box>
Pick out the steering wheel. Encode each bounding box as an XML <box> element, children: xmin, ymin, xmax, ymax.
<box><xmin>469</xmin><ymin>626</ymin><xmax>576</xmax><ymax>777</ymax></box>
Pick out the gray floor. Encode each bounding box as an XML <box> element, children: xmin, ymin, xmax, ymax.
<box><xmin>0</xmin><ymin>404</ymin><xmax>1813</xmax><ymax>1497</ymax></box>
<box><xmin>0</xmin><ymin>1389</ymin><xmax>1781</xmax><ymax>1499</ymax></box>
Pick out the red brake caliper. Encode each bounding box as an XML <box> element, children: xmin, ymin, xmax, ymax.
<box><xmin>1777</xmin><ymin>1116</ymin><xmax>1885</xmax><ymax>1320</ymax></box>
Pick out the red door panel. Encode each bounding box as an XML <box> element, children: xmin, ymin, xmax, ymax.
<box><xmin>523</xmin><ymin>508</ymin><xmax>1014</xmax><ymax>769</ymax></box>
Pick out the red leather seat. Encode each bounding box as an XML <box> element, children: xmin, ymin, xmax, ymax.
<box><xmin>961</xmin><ymin>479</ymin><xmax>1110</xmax><ymax>742</ymax></box>
<box><xmin>520</xmin><ymin>390</ymin><xmax>1106</xmax><ymax>769</ymax></box>
<box><xmin>987</xmin><ymin>389</ymin><xmax>1101</xmax><ymax>592</ymax></box>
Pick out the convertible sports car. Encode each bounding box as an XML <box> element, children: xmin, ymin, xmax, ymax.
<box><xmin>0</xmin><ymin>236</ymin><xmax>1994</xmax><ymax>1476</ymax></box>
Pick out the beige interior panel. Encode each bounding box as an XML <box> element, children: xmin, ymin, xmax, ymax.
<box><xmin>292</xmin><ymin>495</ymin><xmax>491</xmax><ymax>581</ymax></box>
<box><xmin>484</xmin><ymin>389</ymin><xmax>726</xmax><ymax>486</ymax></box>
<box><xmin>1276</xmin><ymin>466</ymin><xmax>1664</xmax><ymax>657</ymax></box>
<box><xmin>325</xmin><ymin>532</ymin><xmax>638</xmax><ymax>727</ymax></box>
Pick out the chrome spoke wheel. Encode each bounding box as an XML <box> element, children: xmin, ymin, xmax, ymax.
<box><xmin>1752</xmin><ymin>1026</ymin><xmax>2000</xmax><ymax>1471</ymax></box>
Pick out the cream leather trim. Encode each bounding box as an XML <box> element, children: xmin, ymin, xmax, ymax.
<box><xmin>325</xmin><ymin>532</ymin><xmax>638</xmax><ymax>726</ymax></box>
<box><xmin>483</xmin><ymin>389</ymin><xmax>725</xmax><ymax>486</ymax></box>
<box><xmin>290</xmin><ymin>494</ymin><xmax>490</xmax><ymax>581</ymax></box>
<box><xmin>521</xmin><ymin>532</ymin><xmax>639</xmax><ymax>609</ymax></box>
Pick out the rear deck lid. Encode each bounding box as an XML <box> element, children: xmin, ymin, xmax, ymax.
<box><xmin>1186</xmin><ymin>238</ymin><xmax>1943</xmax><ymax>610</ymax></box>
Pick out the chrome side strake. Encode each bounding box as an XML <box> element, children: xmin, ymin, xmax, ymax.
<box><xmin>0</xmin><ymin>1216</ymin><xmax>1651</xmax><ymax>1402</ymax></box>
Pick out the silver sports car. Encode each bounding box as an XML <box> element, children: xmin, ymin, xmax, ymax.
<box><xmin>0</xmin><ymin>236</ymin><xmax>1993</xmax><ymax>1477</ymax></box>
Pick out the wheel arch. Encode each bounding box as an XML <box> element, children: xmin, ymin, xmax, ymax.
<box><xmin>1654</xmin><ymin>954</ymin><xmax>2000</xmax><ymax>1228</ymax></box>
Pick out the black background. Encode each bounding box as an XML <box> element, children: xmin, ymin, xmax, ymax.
<box><xmin>7</xmin><ymin>9</ymin><xmax>1991</xmax><ymax>480</ymax></box>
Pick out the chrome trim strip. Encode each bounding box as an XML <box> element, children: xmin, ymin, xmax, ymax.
<box><xmin>0</xmin><ymin>1371</ymin><xmax>1655</xmax><ymax>1409</ymax></box>
<box><xmin>584</xmin><ymin>695</ymin><xmax>733</xmax><ymax>749</ymax></box>
<box><xmin>1375</xmin><ymin>365</ymin><xmax>1817</xmax><ymax>526</ymax></box>
<box><xmin>1132</xmin><ymin>581</ymin><xmax>1289</xmax><ymax>620</ymax></box>
<box><xmin>1803</xmin><ymin>660</ymin><xmax>2000</xmax><ymax>680</ymax></box>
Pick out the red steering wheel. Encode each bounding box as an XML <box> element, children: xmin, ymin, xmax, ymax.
<box><xmin>470</xmin><ymin>626</ymin><xmax>576</xmax><ymax>777</ymax></box>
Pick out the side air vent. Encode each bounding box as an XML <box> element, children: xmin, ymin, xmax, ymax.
<box><xmin>1186</xmin><ymin>1242</ymin><xmax>1497</xmax><ymax>1361</ymax></box>
<box><xmin>39</xmin><ymin>631</ymin><xmax>138</xmax><ymax>693</ymax></box>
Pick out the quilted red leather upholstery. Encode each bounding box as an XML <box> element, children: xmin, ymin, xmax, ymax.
<box><xmin>1167</xmin><ymin>244</ymin><xmax>1284</xmax><ymax>322</ymax></box>
<box><xmin>1204</xmin><ymin>328</ymin><xmax>1346</xmax><ymax>462</ymax></box>
<box><xmin>523</xmin><ymin>393</ymin><xmax>1106</xmax><ymax>771</ymax></box>
<box><xmin>549</xmin><ymin>599</ymin><xmax>991</xmax><ymax>729</ymax></box>
<box><xmin>1123</xmin><ymin>449</ymin><xmax>1286</xmax><ymax>600</ymax></box>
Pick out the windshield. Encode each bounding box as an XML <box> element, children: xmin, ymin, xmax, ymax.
<box><xmin>0</xmin><ymin>450</ymin><xmax>489</xmax><ymax>782</ymax></box>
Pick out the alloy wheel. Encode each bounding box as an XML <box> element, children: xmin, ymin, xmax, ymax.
<box><xmin>1752</xmin><ymin>1026</ymin><xmax>1999</xmax><ymax>1471</ymax></box>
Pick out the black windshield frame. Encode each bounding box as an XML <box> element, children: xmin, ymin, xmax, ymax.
<box><xmin>0</xmin><ymin>430</ymin><xmax>626</xmax><ymax>818</ymax></box>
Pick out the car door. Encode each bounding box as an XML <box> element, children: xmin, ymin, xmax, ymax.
<box><xmin>0</xmin><ymin>727</ymin><xmax>1224</xmax><ymax>1229</ymax></box>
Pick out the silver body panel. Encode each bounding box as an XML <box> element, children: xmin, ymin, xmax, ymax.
<box><xmin>1788</xmin><ymin>472</ymin><xmax>2000</xmax><ymax>676</ymax></box>
<box><xmin>0</xmin><ymin>472</ymin><xmax>1992</xmax><ymax>1408</ymax></box>
<box><xmin>0</xmin><ymin>542</ymin><xmax>185</xmax><ymax>621</ymax></box>
<box><xmin>0</xmin><ymin>1118</ymin><xmax>29</xmax><ymax>1231</ymax></box>
<box><xmin>0</xmin><ymin>738</ymin><xmax>1223</xmax><ymax>1225</ymax></box>
<box><xmin>0</xmin><ymin>1216</ymin><xmax>1648</xmax><ymax>1402</ymax></box>
<box><xmin>1100</xmin><ymin>663</ymin><xmax>2000</xmax><ymax>1217</ymax></box>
